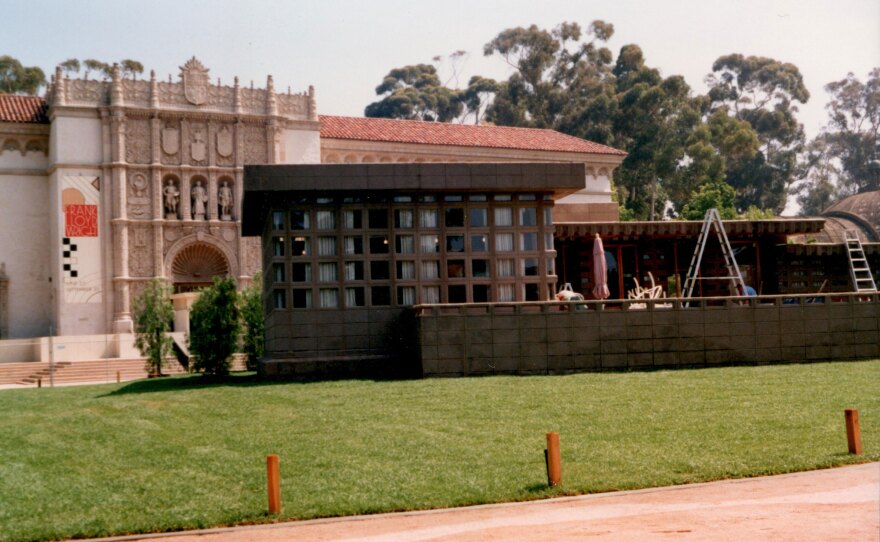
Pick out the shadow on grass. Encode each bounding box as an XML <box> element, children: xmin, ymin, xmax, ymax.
<box><xmin>99</xmin><ymin>369</ymin><xmax>421</xmax><ymax>397</ymax></box>
<box><xmin>98</xmin><ymin>372</ymin><xmax>299</xmax><ymax>396</ymax></box>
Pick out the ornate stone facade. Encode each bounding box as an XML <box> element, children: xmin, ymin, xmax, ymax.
<box><xmin>43</xmin><ymin>58</ymin><xmax>320</xmax><ymax>333</ymax></box>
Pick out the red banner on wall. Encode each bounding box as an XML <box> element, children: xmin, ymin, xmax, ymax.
<box><xmin>65</xmin><ymin>204</ymin><xmax>98</xmax><ymax>237</ymax></box>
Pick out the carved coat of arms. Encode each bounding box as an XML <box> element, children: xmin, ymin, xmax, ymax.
<box><xmin>191</xmin><ymin>128</ymin><xmax>206</xmax><ymax>162</ymax></box>
<box><xmin>217</xmin><ymin>125</ymin><xmax>233</xmax><ymax>158</ymax></box>
<box><xmin>181</xmin><ymin>57</ymin><xmax>209</xmax><ymax>106</ymax></box>
<box><xmin>162</xmin><ymin>125</ymin><xmax>179</xmax><ymax>155</ymax></box>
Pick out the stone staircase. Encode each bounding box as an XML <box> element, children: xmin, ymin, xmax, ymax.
<box><xmin>1</xmin><ymin>356</ymin><xmax>247</xmax><ymax>387</ymax></box>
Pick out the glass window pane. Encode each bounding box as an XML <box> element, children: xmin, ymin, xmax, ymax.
<box><xmin>495</xmin><ymin>233</ymin><xmax>514</xmax><ymax>252</ymax></box>
<box><xmin>371</xmin><ymin>286</ymin><xmax>391</xmax><ymax>306</ymax></box>
<box><xmin>445</xmin><ymin>208</ymin><xmax>465</xmax><ymax>228</ymax></box>
<box><xmin>272</xmin><ymin>237</ymin><xmax>285</xmax><ymax>257</ymax></box>
<box><xmin>290</xmin><ymin>210</ymin><xmax>309</xmax><ymax>230</ymax></box>
<box><xmin>368</xmin><ymin>209</ymin><xmax>388</xmax><ymax>228</ymax></box>
<box><xmin>497</xmin><ymin>258</ymin><xmax>514</xmax><ymax>277</ymax></box>
<box><xmin>419</xmin><ymin>209</ymin><xmax>438</xmax><ymax>228</ymax></box>
<box><xmin>473</xmin><ymin>284</ymin><xmax>491</xmax><ymax>303</ymax></box>
<box><xmin>544</xmin><ymin>207</ymin><xmax>552</xmax><ymax>225</ymax></box>
<box><xmin>317</xmin><ymin>237</ymin><xmax>336</xmax><ymax>256</ymax></box>
<box><xmin>448</xmin><ymin>285</ymin><xmax>467</xmax><ymax>303</ymax></box>
<box><xmin>447</xmin><ymin>260</ymin><xmax>466</xmax><ymax>279</ymax></box>
<box><xmin>498</xmin><ymin>284</ymin><xmax>515</xmax><ymax>301</ymax></box>
<box><xmin>292</xmin><ymin>289</ymin><xmax>312</xmax><ymax>308</ymax></box>
<box><xmin>292</xmin><ymin>263</ymin><xmax>311</xmax><ymax>282</ymax></box>
<box><xmin>420</xmin><ymin>235</ymin><xmax>440</xmax><ymax>253</ymax></box>
<box><xmin>471</xmin><ymin>234</ymin><xmax>488</xmax><ymax>252</ymax></box>
<box><xmin>472</xmin><ymin>259</ymin><xmax>489</xmax><ymax>278</ymax></box>
<box><xmin>316</xmin><ymin>210</ymin><xmax>335</xmax><ymax>230</ymax></box>
<box><xmin>345</xmin><ymin>287</ymin><xmax>365</xmax><ymax>307</ymax></box>
<box><xmin>272</xmin><ymin>211</ymin><xmax>285</xmax><ymax>231</ymax></box>
<box><xmin>394</xmin><ymin>209</ymin><xmax>413</xmax><ymax>228</ymax></box>
<box><xmin>272</xmin><ymin>262</ymin><xmax>285</xmax><ymax>283</ymax></box>
<box><xmin>273</xmin><ymin>289</ymin><xmax>286</xmax><ymax>309</ymax></box>
<box><xmin>397</xmin><ymin>286</ymin><xmax>416</xmax><ymax>306</ymax></box>
<box><xmin>525</xmin><ymin>283</ymin><xmax>541</xmax><ymax>300</ymax></box>
<box><xmin>422</xmin><ymin>260</ymin><xmax>439</xmax><ymax>280</ymax></box>
<box><xmin>521</xmin><ymin>232</ymin><xmax>538</xmax><ymax>251</ymax></box>
<box><xmin>318</xmin><ymin>262</ymin><xmax>337</xmax><ymax>282</ymax></box>
<box><xmin>344</xmin><ymin>236</ymin><xmax>363</xmax><ymax>255</ymax></box>
<box><xmin>396</xmin><ymin>235</ymin><xmax>415</xmax><ymax>254</ymax></box>
<box><xmin>519</xmin><ymin>208</ymin><xmax>537</xmax><ymax>226</ymax></box>
<box><xmin>319</xmin><ymin>289</ymin><xmax>338</xmax><ymax>308</ymax></box>
<box><xmin>397</xmin><ymin>260</ymin><xmax>416</xmax><ymax>280</ymax></box>
<box><xmin>369</xmin><ymin>235</ymin><xmax>389</xmax><ymax>254</ymax></box>
<box><xmin>446</xmin><ymin>235</ymin><xmax>465</xmax><ymax>253</ymax></box>
<box><xmin>422</xmin><ymin>286</ymin><xmax>440</xmax><ymax>304</ymax></box>
<box><xmin>370</xmin><ymin>261</ymin><xmax>390</xmax><ymax>280</ymax></box>
<box><xmin>292</xmin><ymin>236</ymin><xmax>310</xmax><ymax>257</ymax></box>
<box><xmin>522</xmin><ymin>258</ymin><xmax>540</xmax><ymax>276</ymax></box>
<box><xmin>494</xmin><ymin>208</ymin><xmax>513</xmax><ymax>226</ymax></box>
<box><xmin>344</xmin><ymin>261</ymin><xmax>364</xmax><ymax>281</ymax></box>
<box><xmin>469</xmin><ymin>208</ymin><xmax>487</xmax><ymax>227</ymax></box>
<box><xmin>343</xmin><ymin>209</ymin><xmax>362</xmax><ymax>229</ymax></box>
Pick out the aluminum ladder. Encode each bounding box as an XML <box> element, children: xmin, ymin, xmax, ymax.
<box><xmin>682</xmin><ymin>208</ymin><xmax>746</xmax><ymax>304</ymax></box>
<box><xmin>844</xmin><ymin>230</ymin><xmax>877</xmax><ymax>292</ymax></box>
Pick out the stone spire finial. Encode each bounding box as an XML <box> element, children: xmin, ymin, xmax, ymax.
<box><xmin>266</xmin><ymin>75</ymin><xmax>277</xmax><ymax>116</ymax></box>
<box><xmin>53</xmin><ymin>66</ymin><xmax>65</xmax><ymax>106</ymax></box>
<box><xmin>149</xmin><ymin>69</ymin><xmax>159</xmax><ymax>108</ymax></box>
<box><xmin>233</xmin><ymin>76</ymin><xmax>242</xmax><ymax>114</ymax></box>
<box><xmin>308</xmin><ymin>85</ymin><xmax>317</xmax><ymax>121</ymax></box>
<box><xmin>110</xmin><ymin>63</ymin><xmax>123</xmax><ymax>106</ymax></box>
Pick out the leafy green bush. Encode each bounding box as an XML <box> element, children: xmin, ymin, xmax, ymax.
<box><xmin>680</xmin><ymin>181</ymin><xmax>737</xmax><ymax>220</ymax></box>
<box><xmin>133</xmin><ymin>279</ymin><xmax>174</xmax><ymax>376</ymax></box>
<box><xmin>239</xmin><ymin>273</ymin><xmax>264</xmax><ymax>371</ymax></box>
<box><xmin>188</xmin><ymin>276</ymin><xmax>240</xmax><ymax>376</ymax></box>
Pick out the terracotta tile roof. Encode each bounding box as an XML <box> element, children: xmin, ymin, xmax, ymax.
<box><xmin>320</xmin><ymin>115</ymin><xmax>626</xmax><ymax>156</ymax></box>
<box><xmin>0</xmin><ymin>94</ymin><xmax>49</xmax><ymax>124</ymax></box>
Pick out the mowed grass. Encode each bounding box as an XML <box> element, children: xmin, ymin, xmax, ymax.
<box><xmin>1</xmin><ymin>361</ymin><xmax>878</xmax><ymax>541</ymax></box>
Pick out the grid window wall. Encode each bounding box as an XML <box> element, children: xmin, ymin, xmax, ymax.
<box><xmin>264</xmin><ymin>192</ymin><xmax>556</xmax><ymax>309</ymax></box>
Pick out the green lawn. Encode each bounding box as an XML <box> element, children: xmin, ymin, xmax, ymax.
<box><xmin>1</xmin><ymin>361</ymin><xmax>878</xmax><ymax>541</ymax></box>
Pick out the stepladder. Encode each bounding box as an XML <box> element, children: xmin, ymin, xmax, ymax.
<box><xmin>844</xmin><ymin>230</ymin><xmax>877</xmax><ymax>293</ymax></box>
<box><xmin>682</xmin><ymin>208</ymin><xmax>747</xmax><ymax>304</ymax></box>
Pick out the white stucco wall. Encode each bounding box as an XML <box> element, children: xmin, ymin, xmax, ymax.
<box><xmin>278</xmin><ymin>127</ymin><xmax>321</xmax><ymax>164</ymax></box>
<box><xmin>50</xmin><ymin>115</ymin><xmax>103</xmax><ymax>165</ymax></box>
<box><xmin>0</xmin><ymin>150</ymin><xmax>51</xmax><ymax>337</ymax></box>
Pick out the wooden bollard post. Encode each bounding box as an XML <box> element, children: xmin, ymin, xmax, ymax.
<box><xmin>267</xmin><ymin>454</ymin><xmax>281</xmax><ymax>514</ymax></box>
<box><xmin>116</xmin><ymin>370</ymin><xmax>121</xmax><ymax>384</ymax></box>
<box><xmin>37</xmin><ymin>378</ymin><xmax>41</xmax><ymax>388</ymax></box>
<box><xmin>845</xmin><ymin>409</ymin><xmax>863</xmax><ymax>455</ymax></box>
<box><xmin>546</xmin><ymin>432</ymin><xmax>562</xmax><ymax>487</ymax></box>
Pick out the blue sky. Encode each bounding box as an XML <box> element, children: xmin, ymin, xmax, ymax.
<box><xmin>2</xmin><ymin>0</ymin><xmax>879</xmax><ymax>139</ymax></box>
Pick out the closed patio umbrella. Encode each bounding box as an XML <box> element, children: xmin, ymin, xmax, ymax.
<box><xmin>592</xmin><ymin>233</ymin><xmax>610</xmax><ymax>300</ymax></box>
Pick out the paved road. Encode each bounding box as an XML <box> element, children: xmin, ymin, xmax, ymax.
<box><xmin>87</xmin><ymin>462</ymin><xmax>879</xmax><ymax>542</ymax></box>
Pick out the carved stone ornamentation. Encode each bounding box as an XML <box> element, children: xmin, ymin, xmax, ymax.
<box><xmin>164</xmin><ymin>227</ymin><xmax>180</xmax><ymax>243</ymax></box>
<box><xmin>181</xmin><ymin>57</ymin><xmax>209</xmax><ymax>106</ymax></box>
<box><xmin>125</xmin><ymin>119</ymin><xmax>151</xmax><ymax>164</ymax></box>
<box><xmin>127</xmin><ymin>172</ymin><xmax>151</xmax><ymax>218</ymax></box>
<box><xmin>218</xmin><ymin>180</ymin><xmax>233</xmax><ymax>220</ymax></box>
<box><xmin>191</xmin><ymin>125</ymin><xmax>207</xmax><ymax>163</ymax></box>
<box><xmin>129</xmin><ymin>228</ymin><xmax>154</xmax><ymax>277</ymax></box>
<box><xmin>216</xmin><ymin>125</ymin><xmax>233</xmax><ymax>158</ymax></box>
<box><xmin>243</xmin><ymin>124</ymin><xmax>267</xmax><ymax>164</ymax></box>
<box><xmin>161</xmin><ymin>123</ymin><xmax>180</xmax><ymax>155</ymax></box>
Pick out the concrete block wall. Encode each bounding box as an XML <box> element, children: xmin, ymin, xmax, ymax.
<box><xmin>417</xmin><ymin>294</ymin><xmax>880</xmax><ymax>376</ymax></box>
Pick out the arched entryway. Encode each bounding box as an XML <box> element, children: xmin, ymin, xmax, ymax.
<box><xmin>170</xmin><ymin>243</ymin><xmax>231</xmax><ymax>293</ymax></box>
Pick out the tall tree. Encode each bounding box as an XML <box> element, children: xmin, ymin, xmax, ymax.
<box><xmin>133</xmin><ymin>279</ymin><xmax>174</xmax><ymax>377</ymax></box>
<box><xmin>0</xmin><ymin>56</ymin><xmax>46</xmax><ymax>95</ymax></box>
<box><xmin>189</xmin><ymin>277</ymin><xmax>241</xmax><ymax>377</ymax></box>
<box><xmin>365</xmin><ymin>64</ymin><xmax>463</xmax><ymax>122</ymax></box>
<box><xmin>705</xmin><ymin>54</ymin><xmax>810</xmax><ymax>212</ymax></box>
<box><xmin>482</xmin><ymin>21</ymin><xmax>616</xmax><ymax>130</ymax></box>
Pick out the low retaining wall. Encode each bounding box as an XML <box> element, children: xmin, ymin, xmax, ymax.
<box><xmin>416</xmin><ymin>294</ymin><xmax>880</xmax><ymax>376</ymax></box>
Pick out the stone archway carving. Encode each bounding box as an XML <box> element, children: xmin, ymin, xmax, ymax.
<box><xmin>163</xmin><ymin>234</ymin><xmax>238</xmax><ymax>290</ymax></box>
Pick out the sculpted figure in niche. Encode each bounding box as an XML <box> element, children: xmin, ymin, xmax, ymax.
<box><xmin>219</xmin><ymin>180</ymin><xmax>233</xmax><ymax>221</ymax></box>
<box><xmin>163</xmin><ymin>180</ymin><xmax>179</xmax><ymax>218</ymax></box>
<box><xmin>191</xmin><ymin>180</ymin><xmax>208</xmax><ymax>220</ymax></box>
